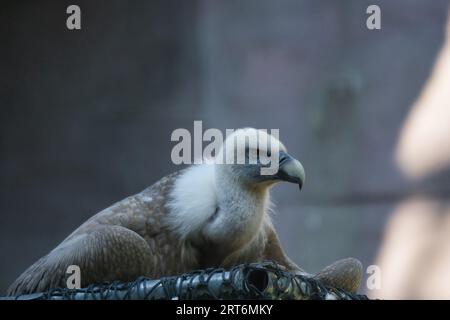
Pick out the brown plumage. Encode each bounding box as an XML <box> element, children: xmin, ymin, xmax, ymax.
<box><xmin>7</xmin><ymin>129</ymin><xmax>362</xmax><ymax>296</ymax></box>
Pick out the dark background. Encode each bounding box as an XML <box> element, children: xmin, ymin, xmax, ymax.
<box><xmin>1</xmin><ymin>0</ymin><xmax>450</xmax><ymax>298</ymax></box>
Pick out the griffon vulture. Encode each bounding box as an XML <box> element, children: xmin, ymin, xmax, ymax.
<box><xmin>8</xmin><ymin>128</ymin><xmax>362</xmax><ymax>296</ymax></box>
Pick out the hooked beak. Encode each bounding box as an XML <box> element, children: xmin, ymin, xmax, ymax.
<box><xmin>276</xmin><ymin>151</ymin><xmax>306</xmax><ymax>190</ymax></box>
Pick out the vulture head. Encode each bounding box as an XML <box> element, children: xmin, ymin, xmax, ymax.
<box><xmin>169</xmin><ymin>128</ymin><xmax>306</xmax><ymax>250</ymax></box>
<box><xmin>215</xmin><ymin>128</ymin><xmax>305</xmax><ymax>190</ymax></box>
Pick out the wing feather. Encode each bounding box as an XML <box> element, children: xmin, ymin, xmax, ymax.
<box><xmin>7</xmin><ymin>225</ymin><xmax>153</xmax><ymax>296</ymax></box>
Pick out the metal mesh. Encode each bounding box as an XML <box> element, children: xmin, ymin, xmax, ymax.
<box><xmin>2</xmin><ymin>261</ymin><xmax>369</xmax><ymax>300</ymax></box>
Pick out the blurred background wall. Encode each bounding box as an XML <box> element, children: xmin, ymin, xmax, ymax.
<box><xmin>1</xmin><ymin>0</ymin><xmax>449</xmax><ymax>298</ymax></box>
